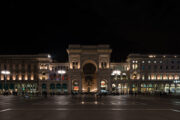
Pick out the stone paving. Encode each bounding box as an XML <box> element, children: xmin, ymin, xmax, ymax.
<box><xmin>0</xmin><ymin>95</ymin><xmax>180</xmax><ymax>120</ymax></box>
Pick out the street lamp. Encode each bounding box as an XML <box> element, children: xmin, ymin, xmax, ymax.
<box><xmin>111</xmin><ymin>70</ymin><xmax>121</xmax><ymax>80</ymax></box>
<box><xmin>111</xmin><ymin>70</ymin><xmax>121</xmax><ymax>76</ymax></box>
<box><xmin>1</xmin><ymin>70</ymin><xmax>11</xmax><ymax>93</ymax></box>
<box><xmin>57</xmin><ymin>70</ymin><xmax>66</xmax><ymax>94</ymax></box>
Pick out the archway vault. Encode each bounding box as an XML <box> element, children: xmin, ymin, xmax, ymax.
<box><xmin>81</xmin><ymin>60</ymin><xmax>98</xmax><ymax>72</ymax></box>
<box><xmin>82</xmin><ymin>60</ymin><xmax>98</xmax><ymax>93</ymax></box>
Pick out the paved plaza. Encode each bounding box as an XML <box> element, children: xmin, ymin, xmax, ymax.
<box><xmin>0</xmin><ymin>95</ymin><xmax>180</xmax><ymax>120</ymax></box>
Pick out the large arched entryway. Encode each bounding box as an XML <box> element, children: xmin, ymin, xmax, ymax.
<box><xmin>82</xmin><ymin>63</ymin><xmax>97</xmax><ymax>93</ymax></box>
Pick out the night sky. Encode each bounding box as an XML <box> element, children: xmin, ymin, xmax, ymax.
<box><xmin>3</xmin><ymin>1</ymin><xmax>180</xmax><ymax>62</ymax></box>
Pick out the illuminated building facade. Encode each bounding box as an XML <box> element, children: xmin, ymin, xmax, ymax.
<box><xmin>0</xmin><ymin>45</ymin><xmax>180</xmax><ymax>95</ymax></box>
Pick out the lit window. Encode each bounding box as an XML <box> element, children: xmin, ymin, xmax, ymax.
<box><xmin>112</xmin><ymin>84</ymin><xmax>116</xmax><ymax>88</ymax></box>
<box><xmin>72</xmin><ymin>62</ymin><xmax>78</xmax><ymax>69</ymax></box>
<box><xmin>13</xmin><ymin>75</ymin><xmax>16</xmax><ymax>80</ymax></box>
<box><xmin>132</xmin><ymin>74</ymin><xmax>137</xmax><ymax>79</ymax></box>
<box><xmin>168</xmin><ymin>75</ymin><xmax>173</xmax><ymax>80</ymax></box>
<box><xmin>101</xmin><ymin>81</ymin><xmax>107</xmax><ymax>88</ymax></box>
<box><xmin>175</xmin><ymin>75</ymin><xmax>179</xmax><ymax>80</ymax></box>
<box><xmin>101</xmin><ymin>62</ymin><xmax>107</xmax><ymax>69</ymax></box>
<box><xmin>19</xmin><ymin>75</ymin><xmax>22</xmax><ymax>80</ymax></box>
<box><xmin>157</xmin><ymin>75</ymin><xmax>162</xmax><ymax>80</ymax></box>
<box><xmin>132</xmin><ymin>64</ymin><xmax>138</xmax><ymax>70</ymax></box>
<box><xmin>163</xmin><ymin>75</ymin><xmax>168</xmax><ymax>80</ymax></box>
<box><xmin>25</xmin><ymin>75</ymin><xmax>28</xmax><ymax>80</ymax></box>
<box><xmin>142</xmin><ymin>75</ymin><xmax>145</xmax><ymax>80</ymax></box>
<box><xmin>151</xmin><ymin>74</ymin><xmax>156</xmax><ymax>80</ymax></box>
<box><xmin>149</xmin><ymin>55</ymin><xmax>156</xmax><ymax>58</ymax></box>
<box><xmin>122</xmin><ymin>73</ymin><xmax>126</xmax><ymax>75</ymax></box>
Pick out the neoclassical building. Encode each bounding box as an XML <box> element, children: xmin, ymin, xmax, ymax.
<box><xmin>0</xmin><ymin>44</ymin><xmax>180</xmax><ymax>95</ymax></box>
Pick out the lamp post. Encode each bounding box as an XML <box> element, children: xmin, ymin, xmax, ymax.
<box><xmin>1</xmin><ymin>70</ymin><xmax>10</xmax><ymax>94</ymax></box>
<box><xmin>58</xmin><ymin>70</ymin><xmax>66</xmax><ymax>94</ymax></box>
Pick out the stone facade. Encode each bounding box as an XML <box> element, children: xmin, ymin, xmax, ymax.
<box><xmin>67</xmin><ymin>45</ymin><xmax>112</xmax><ymax>93</ymax></box>
<box><xmin>0</xmin><ymin>45</ymin><xmax>180</xmax><ymax>95</ymax></box>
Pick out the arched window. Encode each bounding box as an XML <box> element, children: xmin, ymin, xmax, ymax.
<box><xmin>112</xmin><ymin>84</ymin><xmax>116</xmax><ymax>92</ymax></box>
<box><xmin>101</xmin><ymin>81</ymin><xmax>106</xmax><ymax>87</ymax></box>
<box><xmin>101</xmin><ymin>80</ymin><xmax>108</xmax><ymax>92</ymax></box>
<box><xmin>112</xmin><ymin>84</ymin><xmax>116</xmax><ymax>88</ymax></box>
<box><xmin>72</xmin><ymin>81</ymin><xmax>79</xmax><ymax>91</ymax></box>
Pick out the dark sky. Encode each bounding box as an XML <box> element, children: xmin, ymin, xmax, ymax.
<box><xmin>2</xmin><ymin>1</ymin><xmax>180</xmax><ymax>62</ymax></box>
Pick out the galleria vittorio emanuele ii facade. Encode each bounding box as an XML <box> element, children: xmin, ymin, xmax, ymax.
<box><xmin>0</xmin><ymin>44</ymin><xmax>180</xmax><ymax>95</ymax></box>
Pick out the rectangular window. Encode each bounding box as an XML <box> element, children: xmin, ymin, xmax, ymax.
<box><xmin>132</xmin><ymin>64</ymin><xmax>138</xmax><ymax>70</ymax></box>
<box><xmin>148</xmin><ymin>75</ymin><xmax>151</xmax><ymax>80</ymax></box>
<box><xmin>177</xmin><ymin>66</ymin><xmax>180</xmax><ymax>69</ymax></box>
<box><xmin>171</xmin><ymin>66</ymin><xmax>174</xmax><ymax>69</ymax></box>
<box><xmin>101</xmin><ymin>62</ymin><xmax>107</xmax><ymax>69</ymax></box>
<box><xmin>142</xmin><ymin>66</ymin><xmax>145</xmax><ymax>70</ymax></box>
<box><xmin>4</xmin><ymin>64</ymin><xmax>7</xmax><ymax>70</ymax></box>
<box><xmin>72</xmin><ymin>62</ymin><xmax>78</xmax><ymax>69</ymax></box>
<box><xmin>151</xmin><ymin>74</ymin><xmax>156</xmax><ymax>80</ymax></box>
<box><xmin>154</xmin><ymin>65</ymin><xmax>157</xmax><ymax>70</ymax></box>
<box><xmin>166</xmin><ymin>66</ymin><xmax>168</xmax><ymax>70</ymax></box>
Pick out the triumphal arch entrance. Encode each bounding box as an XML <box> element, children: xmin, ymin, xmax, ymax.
<box><xmin>67</xmin><ymin>44</ymin><xmax>112</xmax><ymax>93</ymax></box>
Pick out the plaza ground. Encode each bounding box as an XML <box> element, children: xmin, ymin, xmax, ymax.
<box><xmin>0</xmin><ymin>95</ymin><xmax>180</xmax><ymax>120</ymax></box>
